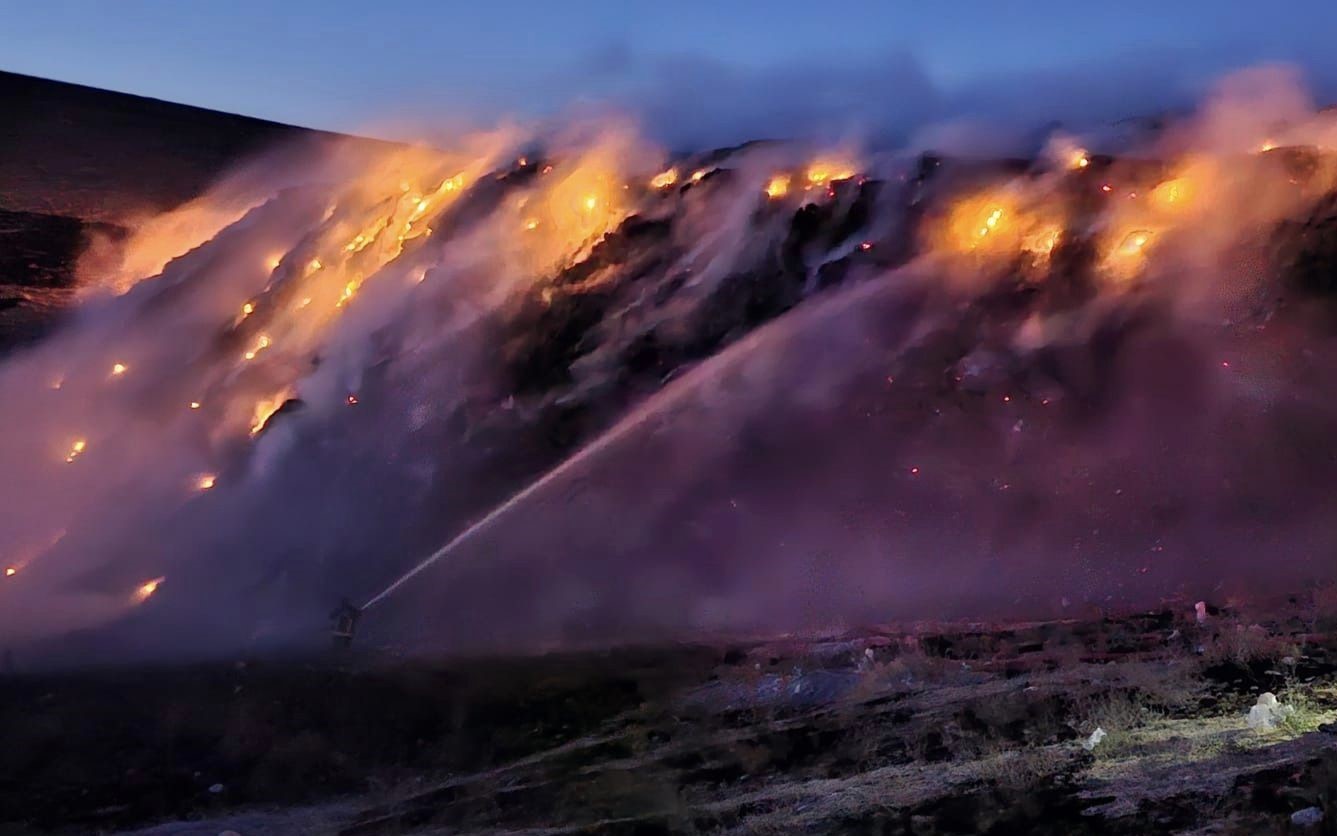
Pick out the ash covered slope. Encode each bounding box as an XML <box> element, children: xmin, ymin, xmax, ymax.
<box><xmin>7</xmin><ymin>68</ymin><xmax>1337</xmax><ymax>664</ymax></box>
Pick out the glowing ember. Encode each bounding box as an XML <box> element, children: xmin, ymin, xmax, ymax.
<box><xmin>189</xmin><ymin>401</ymin><xmax>202</xmax><ymax>410</ymax></box>
<box><xmin>346</xmin><ymin>393</ymin><xmax>359</xmax><ymax>406</ymax></box>
<box><xmin>243</xmin><ymin>334</ymin><xmax>271</xmax><ymax>361</ymax></box>
<box><xmin>110</xmin><ymin>362</ymin><xmax>128</xmax><ymax>377</ymax></box>
<box><xmin>196</xmin><ymin>473</ymin><xmax>217</xmax><ymax>490</ymax></box>
<box><xmin>134</xmin><ymin>576</ymin><xmax>165</xmax><ymax>602</ymax></box>
<box><xmin>1260</xmin><ymin>139</ymin><xmax>1277</xmax><ymax>152</ymax></box>
<box><xmin>240</xmin><ymin>301</ymin><xmax>255</xmax><ymax>317</ymax></box>
<box><xmin>64</xmin><ymin>439</ymin><xmax>86</xmax><ymax>463</ymax></box>
<box><xmin>765</xmin><ymin>175</ymin><xmax>791</xmax><ymax>199</ymax></box>
<box><xmin>583</xmin><ymin>195</ymin><xmax>599</xmax><ymax>212</ymax></box>
<box><xmin>650</xmin><ymin>168</ymin><xmax>679</xmax><ymax>189</ymax></box>
<box><xmin>859</xmin><ymin>241</ymin><xmax>873</xmax><ymax>251</ymax></box>
<box><xmin>4</xmin><ymin>567</ymin><xmax>16</xmax><ymax>577</ymax></box>
<box><xmin>266</xmin><ymin>255</ymin><xmax>281</xmax><ymax>270</ymax></box>
<box><xmin>306</xmin><ymin>258</ymin><xmax>322</xmax><ymax>275</ymax></box>
<box><xmin>690</xmin><ymin>169</ymin><xmax>708</xmax><ymax>183</ymax></box>
<box><xmin>524</xmin><ymin>218</ymin><xmax>540</xmax><ymax>231</ymax></box>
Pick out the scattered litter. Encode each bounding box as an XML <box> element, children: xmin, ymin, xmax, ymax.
<box><xmin>1082</xmin><ymin>727</ymin><xmax>1107</xmax><ymax>751</ymax></box>
<box><xmin>1291</xmin><ymin>807</ymin><xmax>1323</xmax><ymax>828</ymax></box>
<box><xmin>1246</xmin><ymin>692</ymin><xmax>1295</xmax><ymax>732</ymax></box>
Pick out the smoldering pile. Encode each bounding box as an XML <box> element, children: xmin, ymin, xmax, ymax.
<box><xmin>6</xmin><ymin>67</ymin><xmax>1337</xmax><ymax>664</ymax></box>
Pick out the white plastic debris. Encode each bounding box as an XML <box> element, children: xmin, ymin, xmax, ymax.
<box><xmin>1291</xmin><ymin>807</ymin><xmax>1324</xmax><ymax>828</ymax></box>
<box><xmin>1082</xmin><ymin>727</ymin><xmax>1107</xmax><ymax>751</ymax></box>
<box><xmin>1247</xmin><ymin>692</ymin><xmax>1296</xmax><ymax>731</ymax></box>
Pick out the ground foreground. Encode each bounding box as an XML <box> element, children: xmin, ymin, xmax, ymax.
<box><xmin>2</xmin><ymin>594</ymin><xmax>1336</xmax><ymax>835</ymax></box>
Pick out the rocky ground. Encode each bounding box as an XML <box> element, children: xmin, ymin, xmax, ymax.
<box><xmin>3</xmin><ymin>594</ymin><xmax>1337</xmax><ymax>835</ymax></box>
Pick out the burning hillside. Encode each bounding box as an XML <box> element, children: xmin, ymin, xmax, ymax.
<box><xmin>4</xmin><ymin>67</ymin><xmax>1337</xmax><ymax>665</ymax></box>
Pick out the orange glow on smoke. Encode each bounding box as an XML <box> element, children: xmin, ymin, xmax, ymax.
<box><xmin>765</xmin><ymin>175</ymin><xmax>791</xmax><ymax>199</ymax></box>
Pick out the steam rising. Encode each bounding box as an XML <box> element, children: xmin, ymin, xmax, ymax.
<box><xmin>5</xmin><ymin>66</ymin><xmax>1337</xmax><ymax>664</ymax></box>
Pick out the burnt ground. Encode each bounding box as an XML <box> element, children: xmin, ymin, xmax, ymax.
<box><xmin>3</xmin><ymin>595</ymin><xmax>1337</xmax><ymax>835</ymax></box>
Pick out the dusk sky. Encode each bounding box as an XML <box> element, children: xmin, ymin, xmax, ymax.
<box><xmin>5</xmin><ymin>0</ymin><xmax>1337</xmax><ymax>143</ymax></box>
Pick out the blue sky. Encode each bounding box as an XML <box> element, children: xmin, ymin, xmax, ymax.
<box><xmin>4</xmin><ymin>0</ymin><xmax>1337</xmax><ymax>142</ymax></box>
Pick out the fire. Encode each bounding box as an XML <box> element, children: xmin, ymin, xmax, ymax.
<box><xmin>583</xmin><ymin>195</ymin><xmax>599</xmax><ymax>212</ymax></box>
<box><xmin>1260</xmin><ymin>139</ymin><xmax>1277</xmax><ymax>153</ymax></box>
<box><xmin>189</xmin><ymin>400</ymin><xmax>202</xmax><ymax>410</ymax></box>
<box><xmin>64</xmin><ymin>439</ymin><xmax>86</xmax><ymax>463</ymax></box>
<box><xmin>765</xmin><ymin>174</ymin><xmax>790</xmax><ymax>199</ymax></box>
<box><xmin>240</xmin><ymin>301</ymin><xmax>255</xmax><ymax>318</ymax></box>
<box><xmin>938</xmin><ymin>189</ymin><xmax>1065</xmax><ymax>266</ymax></box>
<box><xmin>243</xmin><ymin>334</ymin><xmax>271</xmax><ymax>361</ymax></box>
<box><xmin>650</xmin><ymin>168</ymin><xmax>679</xmax><ymax>189</ymax></box>
<box><xmin>4</xmin><ymin>567</ymin><xmax>16</xmax><ymax>577</ymax></box>
<box><xmin>249</xmin><ymin>391</ymin><xmax>289</xmax><ymax>437</ymax></box>
<box><xmin>338</xmin><ymin>280</ymin><xmax>360</xmax><ymax>306</ymax></box>
<box><xmin>1023</xmin><ymin>225</ymin><xmax>1062</xmax><ymax>259</ymax></box>
<box><xmin>690</xmin><ymin>169</ymin><xmax>708</xmax><ymax>183</ymax></box>
<box><xmin>1119</xmin><ymin>230</ymin><xmax>1153</xmax><ymax>254</ymax></box>
<box><xmin>110</xmin><ymin>362</ymin><xmax>128</xmax><ymax>377</ymax></box>
<box><xmin>196</xmin><ymin>473</ymin><xmax>217</xmax><ymax>491</ymax></box>
<box><xmin>306</xmin><ymin>258</ymin><xmax>323</xmax><ymax>275</ymax></box>
<box><xmin>134</xmin><ymin>576</ymin><xmax>165</xmax><ymax>602</ymax></box>
<box><xmin>346</xmin><ymin>393</ymin><xmax>359</xmax><ymax>406</ymax></box>
<box><xmin>805</xmin><ymin>160</ymin><xmax>856</xmax><ymax>186</ymax></box>
<box><xmin>1100</xmin><ymin>228</ymin><xmax>1156</xmax><ymax>281</ymax></box>
<box><xmin>524</xmin><ymin>218</ymin><xmax>540</xmax><ymax>231</ymax></box>
<box><xmin>266</xmin><ymin>255</ymin><xmax>281</xmax><ymax>270</ymax></box>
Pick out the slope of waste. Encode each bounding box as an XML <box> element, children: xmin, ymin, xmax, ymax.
<box><xmin>6</xmin><ymin>69</ymin><xmax>1337</xmax><ymax>664</ymax></box>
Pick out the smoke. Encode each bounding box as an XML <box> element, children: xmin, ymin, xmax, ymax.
<box><xmin>6</xmin><ymin>66</ymin><xmax>1337</xmax><ymax>666</ymax></box>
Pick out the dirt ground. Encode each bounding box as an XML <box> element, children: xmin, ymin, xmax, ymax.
<box><xmin>3</xmin><ymin>592</ymin><xmax>1337</xmax><ymax>835</ymax></box>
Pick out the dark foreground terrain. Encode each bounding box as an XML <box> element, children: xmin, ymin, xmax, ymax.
<box><xmin>4</xmin><ymin>593</ymin><xmax>1337</xmax><ymax>835</ymax></box>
